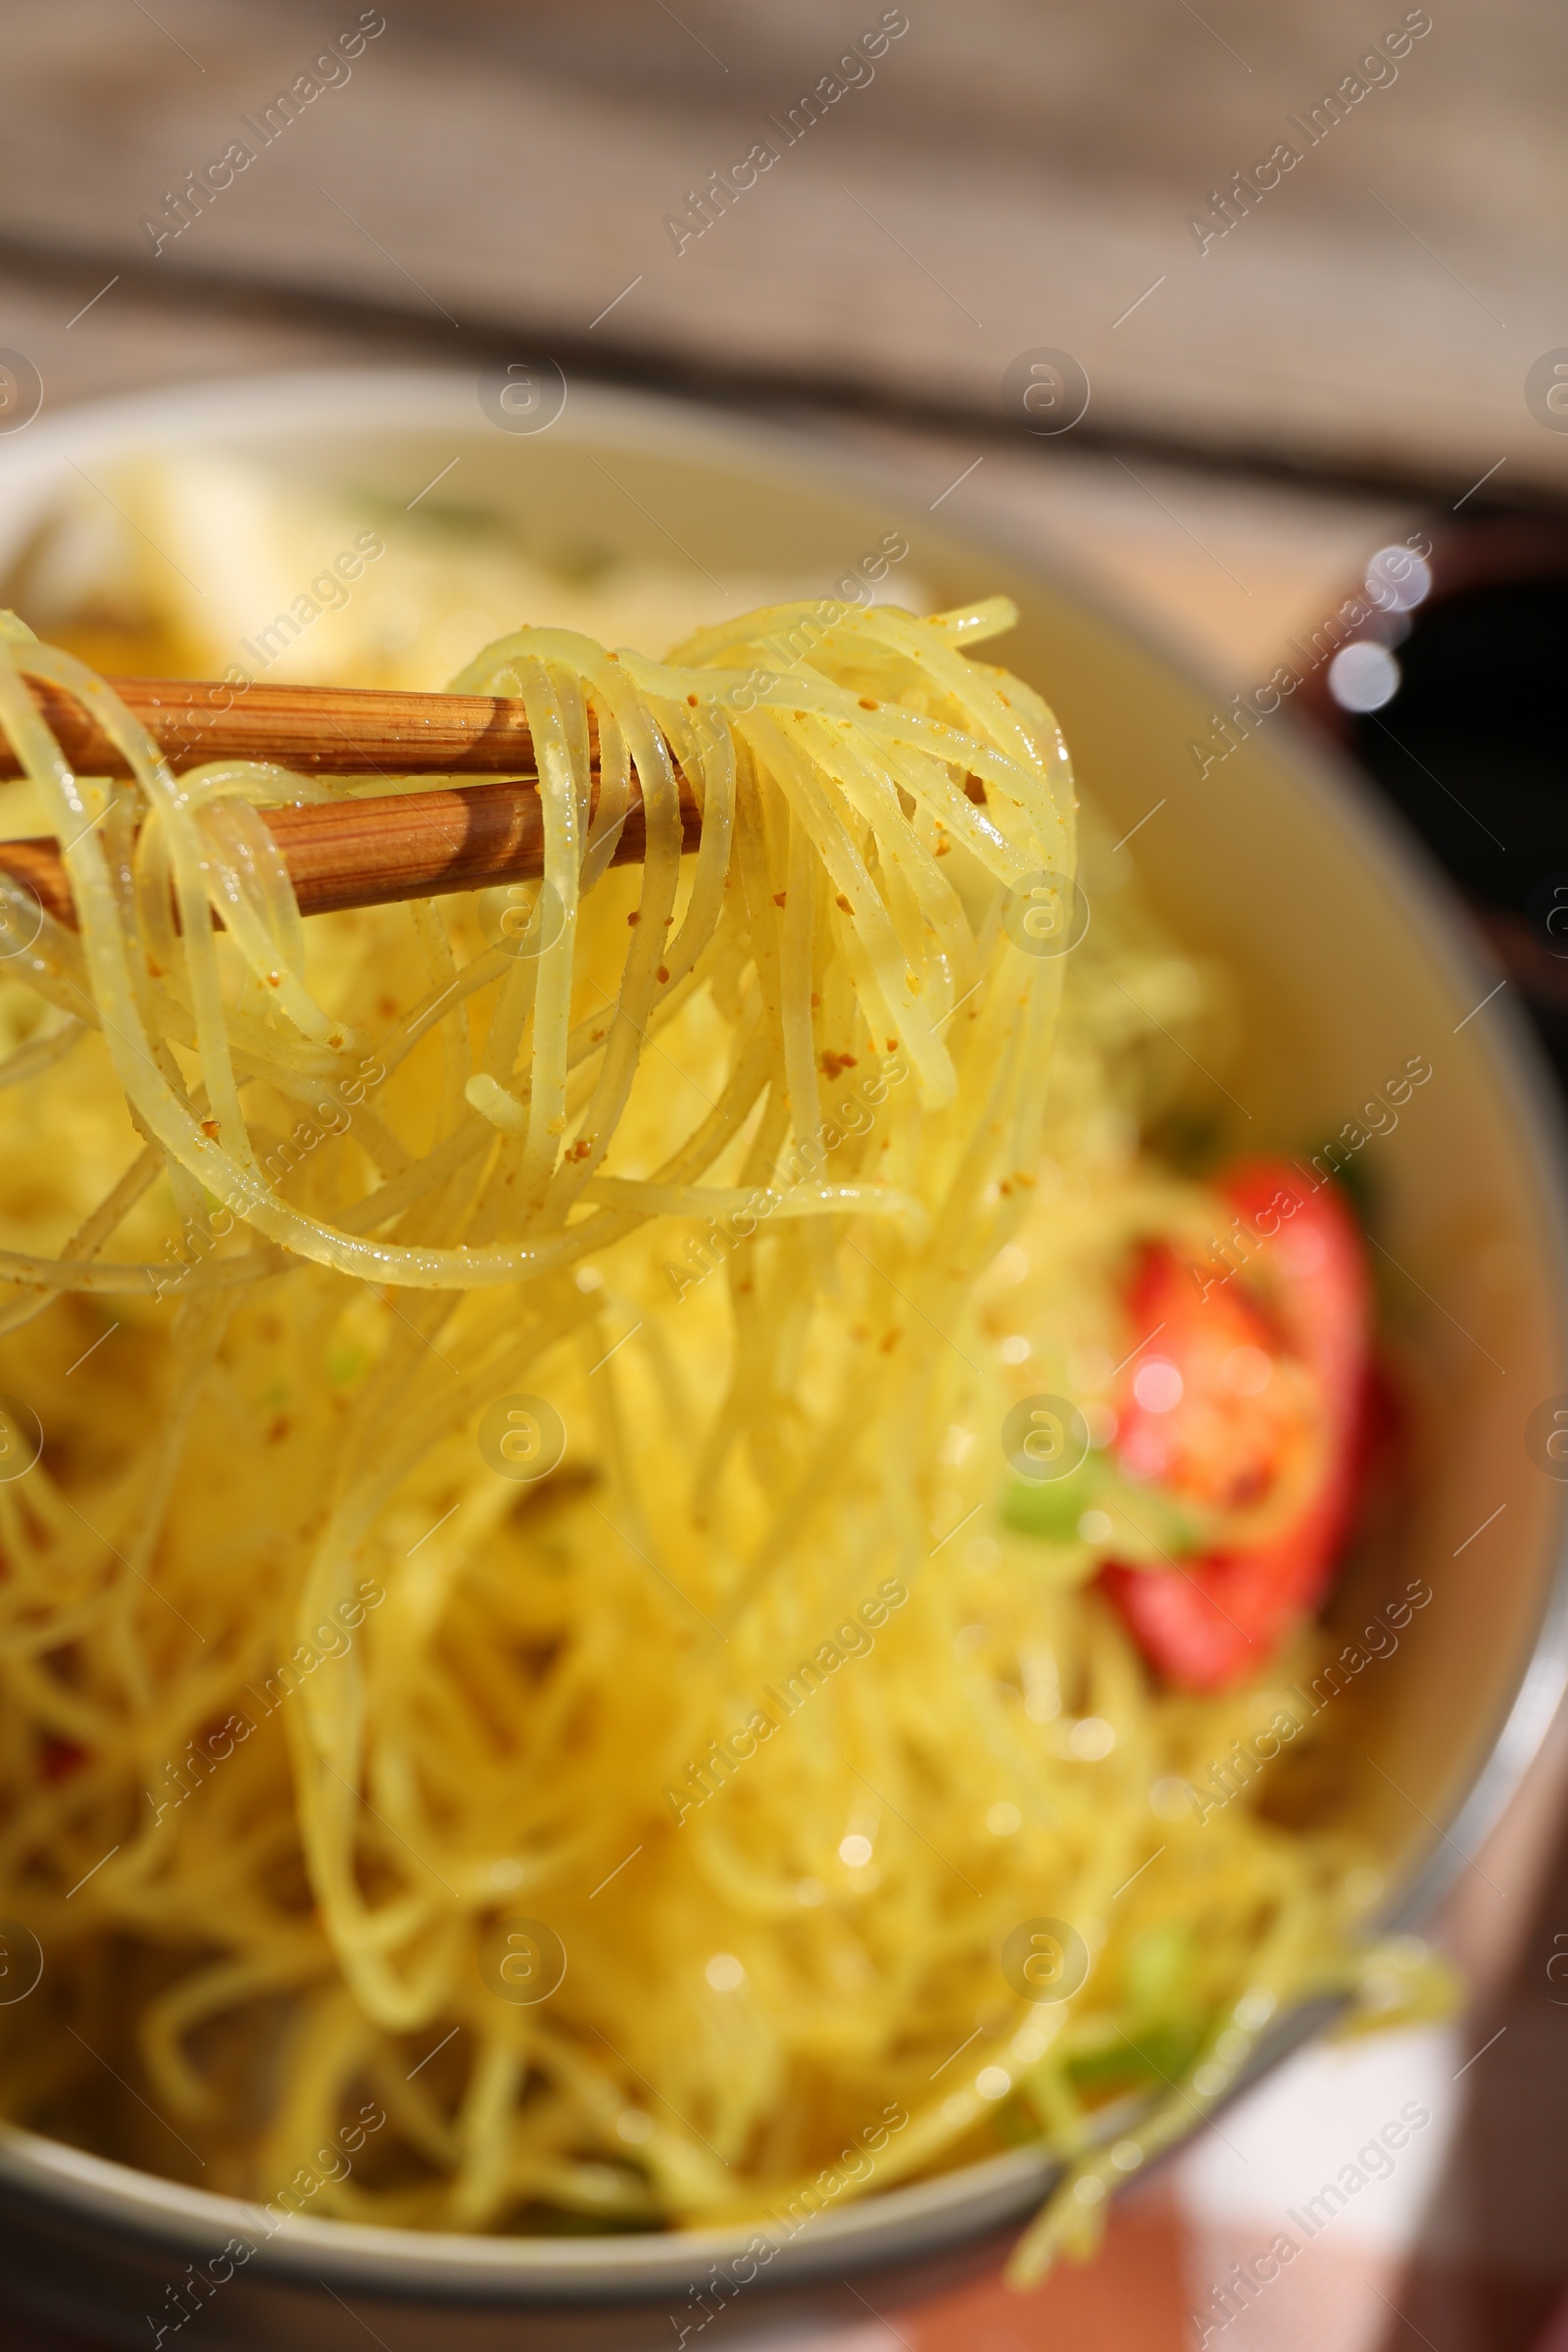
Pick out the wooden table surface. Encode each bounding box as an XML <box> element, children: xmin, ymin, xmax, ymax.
<box><xmin>1</xmin><ymin>0</ymin><xmax>1565</xmax><ymax>503</ymax></box>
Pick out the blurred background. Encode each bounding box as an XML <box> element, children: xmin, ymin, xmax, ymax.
<box><xmin>2</xmin><ymin>5</ymin><xmax>1566</xmax><ymax>2347</ymax></box>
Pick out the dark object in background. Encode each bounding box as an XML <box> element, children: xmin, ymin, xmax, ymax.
<box><xmin>1292</xmin><ymin>515</ymin><xmax>1568</xmax><ymax>1091</ymax></box>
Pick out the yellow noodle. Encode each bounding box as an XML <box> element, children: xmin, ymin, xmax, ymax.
<box><xmin>0</xmin><ymin>596</ymin><xmax>1443</xmax><ymax>2274</ymax></box>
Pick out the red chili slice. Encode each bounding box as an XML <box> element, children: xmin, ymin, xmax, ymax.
<box><xmin>40</xmin><ymin>1736</ymin><xmax>88</xmax><ymax>1784</ymax></box>
<box><xmin>1099</xmin><ymin>1159</ymin><xmax>1372</xmax><ymax>1690</ymax></box>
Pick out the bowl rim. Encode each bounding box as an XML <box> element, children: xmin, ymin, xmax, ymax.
<box><xmin>1</xmin><ymin>364</ymin><xmax>1566</xmax><ymax>2301</ymax></box>
<box><xmin>0</xmin><ymin>2118</ymin><xmax>1058</xmax><ymax>2301</ymax></box>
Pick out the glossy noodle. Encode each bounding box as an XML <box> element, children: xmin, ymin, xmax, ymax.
<box><xmin>0</xmin><ymin>595</ymin><xmax>1444</xmax><ymax>2281</ymax></box>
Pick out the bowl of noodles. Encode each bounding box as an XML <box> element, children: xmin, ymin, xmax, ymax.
<box><xmin>0</xmin><ymin>370</ymin><xmax>1562</xmax><ymax>2352</ymax></box>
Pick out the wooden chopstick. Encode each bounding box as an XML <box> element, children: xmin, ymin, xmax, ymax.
<box><xmin>2</xmin><ymin>674</ymin><xmax>559</xmax><ymax>779</ymax></box>
<box><xmin>0</xmin><ymin>676</ymin><xmax>702</xmax><ymax>929</ymax></box>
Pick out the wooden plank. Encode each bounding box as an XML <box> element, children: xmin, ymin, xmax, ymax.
<box><xmin>0</xmin><ymin>2</ymin><xmax>1562</xmax><ymax>496</ymax></box>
